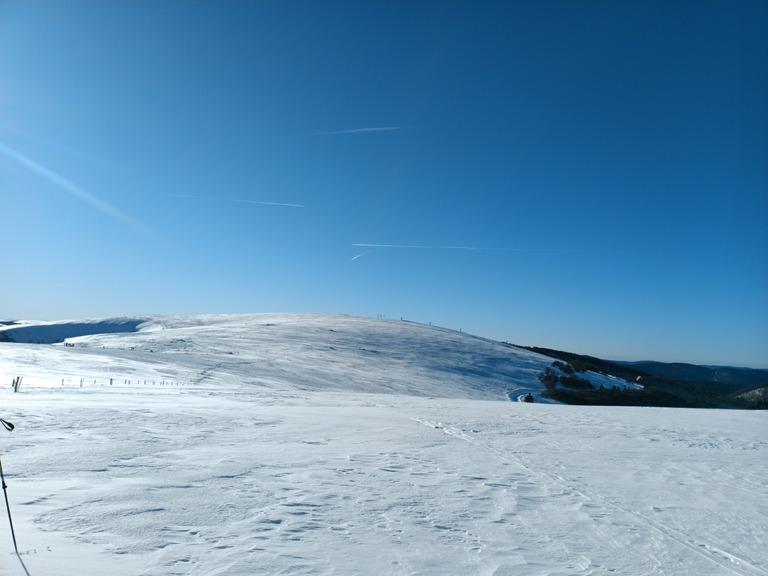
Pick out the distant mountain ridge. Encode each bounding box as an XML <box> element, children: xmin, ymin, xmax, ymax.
<box><xmin>618</xmin><ymin>361</ymin><xmax>768</xmax><ymax>389</ymax></box>
<box><xmin>0</xmin><ymin>317</ymin><xmax>147</xmax><ymax>344</ymax></box>
<box><xmin>518</xmin><ymin>345</ymin><xmax>767</xmax><ymax>408</ymax></box>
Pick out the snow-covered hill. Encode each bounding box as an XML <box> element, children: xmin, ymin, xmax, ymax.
<box><xmin>0</xmin><ymin>314</ymin><xmax>765</xmax><ymax>576</ymax></box>
<box><xmin>0</xmin><ymin>314</ymin><xmax>551</xmax><ymax>400</ymax></box>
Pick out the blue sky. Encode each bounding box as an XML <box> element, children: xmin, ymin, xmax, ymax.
<box><xmin>1</xmin><ymin>1</ymin><xmax>766</xmax><ymax>367</ymax></box>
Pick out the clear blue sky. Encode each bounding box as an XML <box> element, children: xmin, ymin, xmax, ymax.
<box><xmin>1</xmin><ymin>1</ymin><xmax>766</xmax><ymax>367</ymax></box>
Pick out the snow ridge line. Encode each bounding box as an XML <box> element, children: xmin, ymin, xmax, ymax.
<box><xmin>412</xmin><ymin>417</ymin><xmax>766</xmax><ymax>576</ymax></box>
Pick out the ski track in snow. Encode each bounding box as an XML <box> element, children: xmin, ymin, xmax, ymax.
<box><xmin>0</xmin><ymin>314</ymin><xmax>765</xmax><ymax>576</ymax></box>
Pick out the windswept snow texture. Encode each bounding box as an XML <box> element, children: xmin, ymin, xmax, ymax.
<box><xmin>0</xmin><ymin>314</ymin><xmax>765</xmax><ymax>576</ymax></box>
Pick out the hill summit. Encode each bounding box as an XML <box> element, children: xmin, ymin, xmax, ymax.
<box><xmin>0</xmin><ymin>313</ymin><xmax>552</xmax><ymax>400</ymax></box>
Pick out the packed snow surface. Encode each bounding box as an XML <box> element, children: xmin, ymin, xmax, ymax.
<box><xmin>0</xmin><ymin>314</ymin><xmax>765</xmax><ymax>576</ymax></box>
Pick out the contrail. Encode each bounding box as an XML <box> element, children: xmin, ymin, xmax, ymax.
<box><xmin>0</xmin><ymin>141</ymin><xmax>152</xmax><ymax>236</ymax></box>
<box><xmin>351</xmin><ymin>243</ymin><xmax>583</xmax><ymax>253</ymax></box>
<box><xmin>166</xmin><ymin>193</ymin><xmax>305</xmax><ymax>208</ymax></box>
<box><xmin>353</xmin><ymin>243</ymin><xmax>478</xmax><ymax>250</ymax></box>
<box><xmin>316</xmin><ymin>126</ymin><xmax>414</xmax><ymax>135</ymax></box>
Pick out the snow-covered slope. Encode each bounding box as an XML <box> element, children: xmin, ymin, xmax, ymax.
<box><xmin>0</xmin><ymin>314</ymin><xmax>765</xmax><ymax>576</ymax></box>
<box><xmin>0</xmin><ymin>314</ymin><xmax>551</xmax><ymax>400</ymax></box>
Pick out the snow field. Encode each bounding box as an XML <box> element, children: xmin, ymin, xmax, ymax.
<box><xmin>0</xmin><ymin>314</ymin><xmax>764</xmax><ymax>575</ymax></box>
<box><xmin>0</xmin><ymin>389</ymin><xmax>765</xmax><ymax>576</ymax></box>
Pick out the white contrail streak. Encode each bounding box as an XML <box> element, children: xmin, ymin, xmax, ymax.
<box><xmin>351</xmin><ymin>243</ymin><xmax>583</xmax><ymax>253</ymax></box>
<box><xmin>166</xmin><ymin>193</ymin><xmax>305</xmax><ymax>208</ymax></box>
<box><xmin>353</xmin><ymin>243</ymin><xmax>477</xmax><ymax>250</ymax></box>
<box><xmin>316</xmin><ymin>126</ymin><xmax>414</xmax><ymax>135</ymax></box>
<box><xmin>0</xmin><ymin>141</ymin><xmax>152</xmax><ymax>235</ymax></box>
